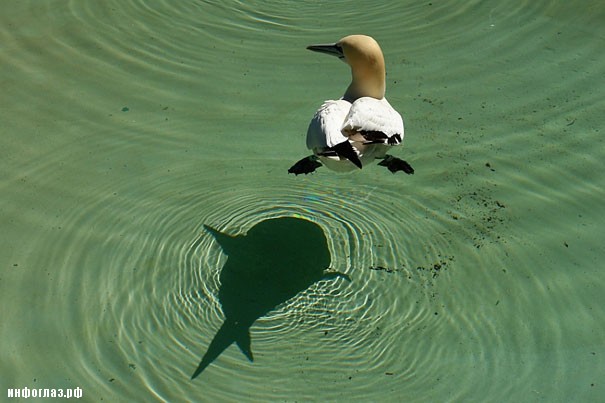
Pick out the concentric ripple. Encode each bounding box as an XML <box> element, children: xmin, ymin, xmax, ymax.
<box><xmin>10</xmin><ymin>146</ymin><xmax>460</xmax><ymax>399</ymax></box>
<box><xmin>2</xmin><ymin>0</ymin><xmax>605</xmax><ymax>401</ymax></box>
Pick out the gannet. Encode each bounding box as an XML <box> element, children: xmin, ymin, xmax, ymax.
<box><xmin>288</xmin><ymin>34</ymin><xmax>414</xmax><ymax>175</ymax></box>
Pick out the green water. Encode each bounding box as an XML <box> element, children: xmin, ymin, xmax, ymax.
<box><xmin>1</xmin><ymin>1</ymin><xmax>604</xmax><ymax>402</ymax></box>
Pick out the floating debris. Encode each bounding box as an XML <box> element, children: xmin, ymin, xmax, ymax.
<box><xmin>369</xmin><ymin>265</ymin><xmax>397</xmax><ymax>273</ymax></box>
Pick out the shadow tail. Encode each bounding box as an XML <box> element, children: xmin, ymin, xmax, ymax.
<box><xmin>191</xmin><ymin>319</ymin><xmax>253</xmax><ymax>380</ymax></box>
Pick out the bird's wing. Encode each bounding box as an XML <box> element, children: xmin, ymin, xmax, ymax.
<box><xmin>341</xmin><ymin>97</ymin><xmax>404</xmax><ymax>142</ymax></box>
<box><xmin>306</xmin><ymin>100</ymin><xmax>351</xmax><ymax>149</ymax></box>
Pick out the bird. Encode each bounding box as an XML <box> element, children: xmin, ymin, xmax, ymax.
<box><xmin>288</xmin><ymin>34</ymin><xmax>414</xmax><ymax>175</ymax></box>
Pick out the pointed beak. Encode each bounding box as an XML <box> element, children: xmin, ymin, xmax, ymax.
<box><xmin>306</xmin><ymin>43</ymin><xmax>344</xmax><ymax>60</ymax></box>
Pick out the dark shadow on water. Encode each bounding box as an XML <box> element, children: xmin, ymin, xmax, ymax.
<box><xmin>191</xmin><ymin>217</ymin><xmax>349</xmax><ymax>379</ymax></box>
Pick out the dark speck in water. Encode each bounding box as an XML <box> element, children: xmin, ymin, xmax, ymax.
<box><xmin>121</xmin><ymin>106</ymin><xmax>129</xmax><ymax>112</ymax></box>
<box><xmin>369</xmin><ymin>265</ymin><xmax>396</xmax><ymax>273</ymax></box>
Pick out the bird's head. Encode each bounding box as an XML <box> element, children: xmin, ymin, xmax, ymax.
<box><xmin>307</xmin><ymin>34</ymin><xmax>386</xmax><ymax>101</ymax></box>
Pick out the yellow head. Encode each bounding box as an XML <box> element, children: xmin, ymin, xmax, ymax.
<box><xmin>307</xmin><ymin>34</ymin><xmax>386</xmax><ymax>101</ymax></box>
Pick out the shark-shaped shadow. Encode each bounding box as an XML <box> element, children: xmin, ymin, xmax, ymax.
<box><xmin>191</xmin><ymin>217</ymin><xmax>349</xmax><ymax>379</ymax></box>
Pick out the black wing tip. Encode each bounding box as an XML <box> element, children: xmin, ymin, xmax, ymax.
<box><xmin>359</xmin><ymin>131</ymin><xmax>401</xmax><ymax>146</ymax></box>
<box><xmin>388</xmin><ymin>133</ymin><xmax>402</xmax><ymax>145</ymax></box>
<box><xmin>332</xmin><ymin>141</ymin><xmax>362</xmax><ymax>169</ymax></box>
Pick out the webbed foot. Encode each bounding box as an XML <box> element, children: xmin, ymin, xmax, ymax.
<box><xmin>377</xmin><ymin>155</ymin><xmax>414</xmax><ymax>174</ymax></box>
<box><xmin>288</xmin><ymin>156</ymin><xmax>322</xmax><ymax>175</ymax></box>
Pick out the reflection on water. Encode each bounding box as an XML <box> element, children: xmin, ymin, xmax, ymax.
<box><xmin>1</xmin><ymin>0</ymin><xmax>604</xmax><ymax>401</ymax></box>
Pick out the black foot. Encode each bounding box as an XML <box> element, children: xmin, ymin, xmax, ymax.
<box><xmin>377</xmin><ymin>155</ymin><xmax>414</xmax><ymax>174</ymax></box>
<box><xmin>288</xmin><ymin>156</ymin><xmax>322</xmax><ymax>175</ymax></box>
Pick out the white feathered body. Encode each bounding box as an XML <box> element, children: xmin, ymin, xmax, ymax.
<box><xmin>306</xmin><ymin>97</ymin><xmax>404</xmax><ymax>172</ymax></box>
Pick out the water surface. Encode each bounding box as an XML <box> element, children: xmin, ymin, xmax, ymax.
<box><xmin>1</xmin><ymin>1</ymin><xmax>604</xmax><ymax>401</ymax></box>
